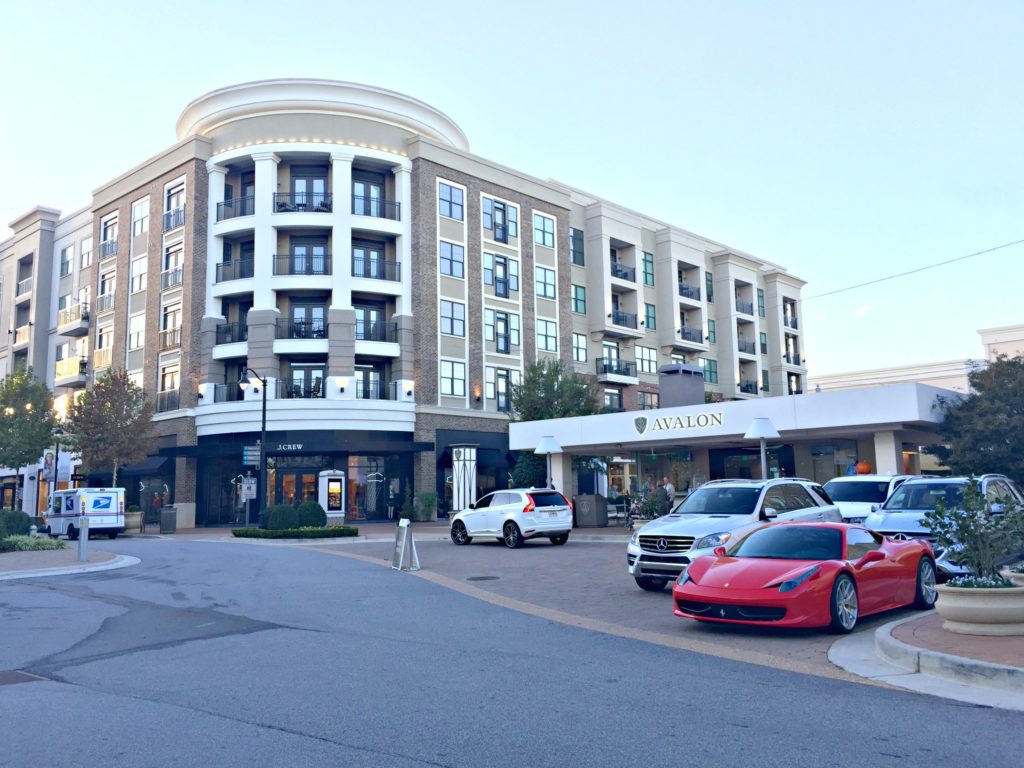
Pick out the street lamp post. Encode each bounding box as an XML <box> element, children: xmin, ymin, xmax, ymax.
<box><xmin>52</xmin><ymin>426</ymin><xmax>65</xmax><ymax>504</ymax></box>
<box><xmin>744</xmin><ymin>417</ymin><xmax>780</xmax><ymax>481</ymax></box>
<box><xmin>534</xmin><ymin>435</ymin><xmax>562</xmax><ymax>489</ymax></box>
<box><xmin>238</xmin><ymin>368</ymin><xmax>268</xmax><ymax>524</ymax></box>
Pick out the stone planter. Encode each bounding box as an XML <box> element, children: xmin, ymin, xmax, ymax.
<box><xmin>124</xmin><ymin>510</ymin><xmax>143</xmax><ymax>534</ymax></box>
<box><xmin>934</xmin><ymin>583</ymin><xmax>1024</xmax><ymax>635</ymax></box>
<box><xmin>999</xmin><ymin>569</ymin><xmax>1024</xmax><ymax>587</ymax></box>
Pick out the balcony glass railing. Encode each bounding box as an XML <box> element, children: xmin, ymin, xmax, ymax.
<box><xmin>352</xmin><ymin>258</ymin><xmax>400</xmax><ymax>281</ymax></box>
<box><xmin>216</xmin><ymin>196</ymin><xmax>255</xmax><ymax>221</ymax></box>
<box><xmin>784</xmin><ymin>316</ymin><xmax>799</xmax><ymax>330</ymax></box>
<box><xmin>785</xmin><ymin>353</ymin><xmax>803</xmax><ymax>366</ymax></box>
<box><xmin>739</xmin><ymin>380</ymin><xmax>758</xmax><ymax>395</ymax></box>
<box><xmin>57</xmin><ymin>303</ymin><xmax>89</xmax><ymax>327</ymax></box>
<box><xmin>679</xmin><ymin>326</ymin><xmax>703</xmax><ymax>343</ymax></box>
<box><xmin>736</xmin><ymin>299</ymin><xmax>754</xmax><ymax>315</ymax></box>
<box><xmin>610</xmin><ymin>262</ymin><xmax>636</xmax><ymax>281</ymax></box>
<box><xmin>738</xmin><ymin>339</ymin><xmax>756</xmax><ymax>355</ymax></box>
<box><xmin>273</xmin><ymin>192</ymin><xmax>333</xmax><ymax>213</ymax></box>
<box><xmin>16</xmin><ymin>277</ymin><xmax>32</xmax><ymax>296</ymax></box>
<box><xmin>596</xmin><ymin>358</ymin><xmax>636</xmax><ymax>377</ymax></box>
<box><xmin>163</xmin><ymin>208</ymin><xmax>185</xmax><ymax>231</ymax></box>
<box><xmin>610</xmin><ymin>310</ymin><xmax>637</xmax><ymax>329</ymax></box>
<box><xmin>352</xmin><ymin>196</ymin><xmax>400</xmax><ymax>220</ymax></box>
<box><xmin>95</xmin><ymin>293</ymin><xmax>115</xmax><ymax>314</ymax></box>
<box><xmin>355</xmin><ymin>321</ymin><xmax>398</xmax><ymax>343</ymax></box>
<box><xmin>55</xmin><ymin>357</ymin><xmax>87</xmax><ymax>379</ymax></box>
<box><xmin>215</xmin><ymin>322</ymin><xmax>248</xmax><ymax>345</ymax></box>
<box><xmin>13</xmin><ymin>325</ymin><xmax>31</xmax><ymax>346</ymax></box>
<box><xmin>215</xmin><ymin>259</ymin><xmax>255</xmax><ymax>282</ymax></box>
<box><xmin>274</xmin><ymin>254</ymin><xmax>331</xmax><ymax>276</ymax></box>
<box><xmin>212</xmin><ymin>383</ymin><xmax>243</xmax><ymax>403</ymax></box>
<box><xmin>93</xmin><ymin>348</ymin><xmax>112</xmax><ymax>370</ymax></box>
<box><xmin>159</xmin><ymin>327</ymin><xmax>181</xmax><ymax>350</ymax></box>
<box><xmin>156</xmin><ymin>390</ymin><xmax>180</xmax><ymax>413</ymax></box>
<box><xmin>161</xmin><ymin>267</ymin><xmax>183</xmax><ymax>290</ymax></box>
<box><xmin>276</xmin><ymin>319</ymin><xmax>327</xmax><ymax>340</ymax></box>
<box><xmin>678</xmin><ymin>283</ymin><xmax>701</xmax><ymax>301</ymax></box>
<box><xmin>99</xmin><ymin>240</ymin><xmax>117</xmax><ymax>259</ymax></box>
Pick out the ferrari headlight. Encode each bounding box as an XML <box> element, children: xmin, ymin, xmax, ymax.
<box><xmin>779</xmin><ymin>565</ymin><xmax>820</xmax><ymax>593</ymax></box>
<box><xmin>676</xmin><ymin>568</ymin><xmax>691</xmax><ymax>586</ymax></box>
<box><xmin>694</xmin><ymin>532</ymin><xmax>731</xmax><ymax>550</ymax></box>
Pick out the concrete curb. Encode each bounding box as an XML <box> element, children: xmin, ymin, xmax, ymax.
<box><xmin>876</xmin><ymin>613</ymin><xmax>1024</xmax><ymax>693</ymax></box>
<box><xmin>0</xmin><ymin>554</ymin><xmax>141</xmax><ymax>581</ymax></box>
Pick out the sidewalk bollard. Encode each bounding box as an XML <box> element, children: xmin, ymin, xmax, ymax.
<box><xmin>77</xmin><ymin>517</ymin><xmax>89</xmax><ymax>563</ymax></box>
<box><xmin>28</xmin><ymin>525</ymin><xmax>38</xmax><ymax>538</ymax></box>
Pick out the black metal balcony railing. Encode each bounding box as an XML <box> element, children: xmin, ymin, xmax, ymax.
<box><xmin>276</xmin><ymin>319</ymin><xmax>327</xmax><ymax>340</ymax></box>
<box><xmin>678</xmin><ymin>283</ymin><xmax>701</xmax><ymax>301</ymax></box>
<box><xmin>739</xmin><ymin>380</ymin><xmax>758</xmax><ymax>395</ymax></box>
<box><xmin>351</xmin><ymin>258</ymin><xmax>400</xmax><ymax>281</ymax></box>
<box><xmin>738</xmin><ymin>339</ymin><xmax>756</xmax><ymax>355</ymax></box>
<box><xmin>352</xmin><ymin>196</ymin><xmax>400</xmax><ymax>220</ymax></box>
<box><xmin>95</xmin><ymin>293</ymin><xmax>115</xmax><ymax>313</ymax></box>
<box><xmin>215</xmin><ymin>322</ymin><xmax>248</xmax><ymax>345</ymax></box>
<box><xmin>273</xmin><ymin>254</ymin><xmax>331</xmax><ymax>276</ymax></box>
<box><xmin>494</xmin><ymin>276</ymin><xmax>509</xmax><ymax>298</ymax></box>
<box><xmin>736</xmin><ymin>299</ymin><xmax>754</xmax><ymax>315</ymax></box>
<box><xmin>213</xmin><ymin>383</ymin><xmax>243</xmax><ymax>403</ymax></box>
<box><xmin>355</xmin><ymin>320</ymin><xmax>398</xmax><ymax>343</ymax></box>
<box><xmin>163</xmin><ymin>208</ymin><xmax>185</xmax><ymax>231</ymax></box>
<box><xmin>274</xmin><ymin>192</ymin><xmax>333</xmax><ymax>213</ymax></box>
<box><xmin>215</xmin><ymin>259</ymin><xmax>255</xmax><ymax>282</ymax></box>
<box><xmin>784</xmin><ymin>316</ymin><xmax>799</xmax><ymax>330</ymax></box>
<box><xmin>279</xmin><ymin>382</ymin><xmax>326</xmax><ymax>399</ymax></box>
<box><xmin>161</xmin><ymin>267</ymin><xmax>183</xmax><ymax>290</ymax></box>
<box><xmin>785</xmin><ymin>353</ymin><xmax>803</xmax><ymax>366</ymax></box>
<box><xmin>610</xmin><ymin>310</ymin><xmax>637</xmax><ymax>329</ymax></box>
<box><xmin>354</xmin><ymin>380</ymin><xmax>397</xmax><ymax>400</ymax></box>
<box><xmin>156</xmin><ymin>390</ymin><xmax>180</xmax><ymax>413</ymax></box>
<box><xmin>596</xmin><ymin>358</ymin><xmax>637</xmax><ymax>377</ymax></box>
<box><xmin>679</xmin><ymin>326</ymin><xmax>703</xmax><ymax>343</ymax></box>
<box><xmin>99</xmin><ymin>240</ymin><xmax>117</xmax><ymax>259</ymax></box>
<box><xmin>216</xmin><ymin>196</ymin><xmax>255</xmax><ymax>221</ymax></box>
<box><xmin>159</xmin><ymin>327</ymin><xmax>181</xmax><ymax>350</ymax></box>
<box><xmin>16</xmin><ymin>277</ymin><xmax>32</xmax><ymax>296</ymax></box>
<box><xmin>610</xmin><ymin>262</ymin><xmax>636</xmax><ymax>282</ymax></box>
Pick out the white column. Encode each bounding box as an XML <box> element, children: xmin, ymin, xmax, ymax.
<box><xmin>252</xmin><ymin>152</ymin><xmax>279</xmax><ymax>310</ymax></box>
<box><xmin>330</xmin><ymin>151</ymin><xmax>354</xmax><ymax>310</ymax></box>
<box><xmin>204</xmin><ymin>163</ymin><xmax>227</xmax><ymax>317</ymax></box>
<box><xmin>393</xmin><ymin>164</ymin><xmax>413</xmax><ymax>315</ymax></box>
<box><xmin>873</xmin><ymin>431</ymin><xmax>903</xmax><ymax>474</ymax></box>
<box><xmin>551</xmin><ymin>453</ymin><xmax>571</xmax><ymax>494</ymax></box>
<box><xmin>451</xmin><ymin>445</ymin><xmax>478</xmax><ymax>510</ymax></box>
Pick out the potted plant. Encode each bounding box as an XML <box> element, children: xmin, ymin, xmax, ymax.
<box><xmin>922</xmin><ymin>477</ymin><xmax>1024</xmax><ymax>636</ymax></box>
<box><xmin>125</xmin><ymin>504</ymin><xmax>143</xmax><ymax>534</ymax></box>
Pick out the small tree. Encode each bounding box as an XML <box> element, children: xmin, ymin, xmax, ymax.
<box><xmin>64</xmin><ymin>369</ymin><xmax>156</xmax><ymax>487</ymax></box>
<box><xmin>509</xmin><ymin>359</ymin><xmax>601</xmax><ymax>422</ymax></box>
<box><xmin>0</xmin><ymin>368</ymin><xmax>56</xmax><ymax>509</ymax></box>
<box><xmin>510</xmin><ymin>452</ymin><xmax>547</xmax><ymax>488</ymax></box>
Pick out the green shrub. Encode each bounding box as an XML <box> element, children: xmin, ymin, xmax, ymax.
<box><xmin>400</xmin><ymin>494</ymin><xmax>414</xmax><ymax>520</ymax></box>
<box><xmin>415</xmin><ymin>491</ymin><xmax>437</xmax><ymax>521</ymax></box>
<box><xmin>0</xmin><ymin>535</ymin><xmax>67</xmax><ymax>553</ymax></box>
<box><xmin>262</xmin><ymin>504</ymin><xmax>299</xmax><ymax>530</ymax></box>
<box><xmin>232</xmin><ymin>526</ymin><xmax>359</xmax><ymax>539</ymax></box>
<box><xmin>0</xmin><ymin>510</ymin><xmax>31</xmax><ymax>539</ymax></box>
<box><xmin>127</xmin><ymin>504</ymin><xmax>142</xmax><ymax>513</ymax></box>
<box><xmin>296</xmin><ymin>500</ymin><xmax>327</xmax><ymax>528</ymax></box>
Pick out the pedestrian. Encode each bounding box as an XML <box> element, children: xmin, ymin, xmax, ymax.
<box><xmin>662</xmin><ymin>476</ymin><xmax>675</xmax><ymax>500</ymax></box>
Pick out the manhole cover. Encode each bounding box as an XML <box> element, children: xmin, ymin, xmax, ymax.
<box><xmin>0</xmin><ymin>670</ymin><xmax>45</xmax><ymax>687</ymax></box>
<box><xmin>467</xmin><ymin>576</ymin><xmax>499</xmax><ymax>581</ymax></box>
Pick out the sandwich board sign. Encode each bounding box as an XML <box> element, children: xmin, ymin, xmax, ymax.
<box><xmin>391</xmin><ymin>518</ymin><xmax>420</xmax><ymax>572</ymax></box>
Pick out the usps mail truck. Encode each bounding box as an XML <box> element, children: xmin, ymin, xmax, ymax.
<box><xmin>47</xmin><ymin>488</ymin><xmax>126</xmax><ymax>540</ymax></box>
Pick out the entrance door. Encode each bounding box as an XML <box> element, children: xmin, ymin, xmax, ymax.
<box><xmin>277</xmin><ymin>471</ymin><xmax>319</xmax><ymax>507</ymax></box>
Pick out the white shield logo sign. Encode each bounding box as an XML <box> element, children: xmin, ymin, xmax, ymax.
<box><xmin>634</xmin><ymin>416</ymin><xmax>648</xmax><ymax>435</ymax></box>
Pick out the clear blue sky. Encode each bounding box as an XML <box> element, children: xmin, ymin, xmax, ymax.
<box><xmin>2</xmin><ymin>1</ymin><xmax>1021</xmax><ymax>376</ymax></box>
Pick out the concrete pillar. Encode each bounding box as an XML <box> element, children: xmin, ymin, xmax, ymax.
<box><xmin>393</xmin><ymin>164</ymin><xmax>412</xmax><ymax>316</ymax></box>
<box><xmin>330</xmin><ymin>151</ymin><xmax>354</xmax><ymax>311</ymax></box>
<box><xmin>252</xmin><ymin>152</ymin><xmax>279</xmax><ymax>310</ymax></box>
<box><xmin>873</xmin><ymin>431</ymin><xmax>903</xmax><ymax>474</ymax></box>
<box><xmin>550</xmin><ymin>453</ymin><xmax>571</xmax><ymax>493</ymax></box>
<box><xmin>204</xmin><ymin>163</ymin><xmax>227</xmax><ymax>317</ymax></box>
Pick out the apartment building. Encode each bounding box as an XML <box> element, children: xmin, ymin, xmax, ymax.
<box><xmin>0</xmin><ymin>79</ymin><xmax>807</xmax><ymax>521</ymax></box>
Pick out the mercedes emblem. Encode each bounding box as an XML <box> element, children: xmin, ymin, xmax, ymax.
<box><xmin>656</xmin><ymin>538</ymin><xmax>668</xmax><ymax>552</ymax></box>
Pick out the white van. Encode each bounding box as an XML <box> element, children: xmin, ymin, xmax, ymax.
<box><xmin>47</xmin><ymin>488</ymin><xmax>126</xmax><ymax>540</ymax></box>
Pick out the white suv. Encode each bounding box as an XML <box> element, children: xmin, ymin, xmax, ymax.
<box><xmin>822</xmin><ymin>474</ymin><xmax>916</xmax><ymax>524</ymax></box>
<box><xmin>450</xmin><ymin>488</ymin><xmax>573</xmax><ymax>548</ymax></box>
<box><xmin>626</xmin><ymin>478</ymin><xmax>842</xmax><ymax>591</ymax></box>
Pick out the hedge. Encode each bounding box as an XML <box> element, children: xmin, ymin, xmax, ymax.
<box><xmin>0</xmin><ymin>535</ymin><xmax>67</xmax><ymax>553</ymax></box>
<box><xmin>232</xmin><ymin>526</ymin><xmax>359</xmax><ymax>539</ymax></box>
<box><xmin>296</xmin><ymin>500</ymin><xmax>327</xmax><ymax>528</ymax></box>
<box><xmin>0</xmin><ymin>510</ymin><xmax>31</xmax><ymax>539</ymax></box>
<box><xmin>262</xmin><ymin>504</ymin><xmax>299</xmax><ymax>531</ymax></box>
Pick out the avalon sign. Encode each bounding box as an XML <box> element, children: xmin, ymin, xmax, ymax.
<box><xmin>634</xmin><ymin>412</ymin><xmax>725</xmax><ymax>435</ymax></box>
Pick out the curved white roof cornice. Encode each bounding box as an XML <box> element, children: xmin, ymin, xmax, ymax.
<box><xmin>176</xmin><ymin>79</ymin><xmax>469</xmax><ymax>151</ymax></box>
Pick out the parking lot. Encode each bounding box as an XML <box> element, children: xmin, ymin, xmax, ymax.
<box><xmin>310</xmin><ymin>534</ymin><xmax>916</xmax><ymax>683</ymax></box>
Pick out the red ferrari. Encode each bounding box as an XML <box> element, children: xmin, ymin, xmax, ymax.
<box><xmin>672</xmin><ymin>522</ymin><xmax>937</xmax><ymax>633</ymax></box>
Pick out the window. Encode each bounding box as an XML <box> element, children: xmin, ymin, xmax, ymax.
<box><xmin>571</xmin><ymin>284</ymin><xmax>586</xmax><ymax>313</ymax></box>
<box><xmin>485</xmin><ymin>310</ymin><xmax>519</xmax><ymax>352</ymax></box>
<box><xmin>762</xmin><ymin>370</ymin><xmax>770</xmax><ymax>392</ymax></box>
<box><xmin>637</xmin><ymin>345</ymin><xmax>657</xmax><ymax>374</ymax></box>
<box><xmin>440</xmin><ymin>241</ymin><xmax>464</xmax><ymax>278</ymax></box>
<box><xmin>534</xmin><ymin>213</ymin><xmax>554</xmax><ymax>248</ymax></box>
<box><xmin>484</xmin><ymin>253</ymin><xmax>518</xmax><ymax>296</ymax></box>
<box><xmin>671</xmin><ymin>354</ymin><xmax>685</xmax><ymax>365</ymax></box>
<box><xmin>846</xmin><ymin>528</ymin><xmax>882</xmax><ymax>560</ymax></box>
<box><xmin>603</xmin><ymin>388</ymin><xmax>622</xmax><ymax>411</ymax></box>
<box><xmin>160</xmin><ymin>364</ymin><xmax>180</xmax><ymax>393</ymax></box>
<box><xmin>570</xmin><ymin>227</ymin><xmax>585</xmax><ymax>266</ymax></box>
<box><xmin>440</xmin><ymin>300</ymin><xmax>465</xmax><ymax>337</ymax></box>
<box><xmin>644</xmin><ymin>303</ymin><xmax>656</xmax><ymax>330</ymax></box>
<box><xmin>572</xmin><ymin>333</ymin><xmax>587</xmax><ymax>363</ymax></box>
<box><xmin>127</xmin><ymin>314</ymin><xmax>145</xmax><ymax>350</ymax></box>
<box><xmin>164</xmin><ymin>244</ymin><xmax>183</xmax><ymax>270</ymax></box>
<box><xmin>96</xmin><ymin>324</ymin><xmax>112</xmax><ymax>349</ymax></box>
<box><xmin>440</xmin><ymin>360</ymin><xmax>466</xmax><ymax>397</ymax></box>
<box><xmin>760</xmin><ymin>331</ymin><xmax>768</xmax><ymax>355</ymax></box>
<box><xmin>130</xmin><ymin>257</ymin><xmax>148</xmax><ymax>293</ymax></box>
<box><xmin>483</xmin><ymin>198</ymin><xmax>517</xmax><ymax>242</ymax></box>
<box><xmin>485</xmin><ymin>366</ymin><xmax>519</xmax><ymax>411</ymax></box>
<box><xmin>536</xmin><ymin>319</ymin><xmax>558</xmax><ymax>352</ymax></box>
<box><xmin>81</xmin><ymin>238</ymin><xmax>93</xmax><ymax>268</ymax></box>
<box><xmin>165</xmin><ymin>183</ymin><xmax>184</xmax><ymax>213</ymax></box>
<box><xmin>131</xmin><ymin>198</ymin><xmax>149</xmax><ymax>237</ymax></box>
<box><xmin>707</xmin><ymin>319</ymin><xmax>716</xmax><ymax>344</ymax></box>
<box><xmin>99</xmin><ymin>271</ymin><xmax>115</xmax><ymax>296</ymax></box>
<box><xmin>700</xmin><ymin>358</ymin><xmax>718</xmax><ymax>384</ymax></box>
<box><xmin>101</xmin><ymin>216</ymin><xmax>118</xmax><ymax>245</ymax></box>
<box><xmin>757</xmin><ymin>288</ymin><xmax>766</xmax><ymax>318</ymax></box>
<box><xmin>705</xmin><ymin>271</ymin><xmax>714</xmax><ymax>303</ymax></box>
<box><xmin>535</xmin><ymin>267</ymin><xmax>556</xmax><ymax>299</ymax></box>
<box><xmin>163</xmin><ymin>303</ymin><xmax>181</xmax><ymax>331</ymax></box>
<box><xmin>439</xmin><ymin>183</ymin><xmax>464</xmax><ymax>221</ymax></box>
<box><xmin>59</xmin><ymin>246</ymin><xmax>73</xmax><ymax>277</ymax></box>
<box><xmin>642</xmin><ymin>252</ymin><xmax>654</xmax><ymax>286</ymax></box>
<box><xmin>639</xmin><ymin>391</ymin><xmax>660</xmax><ymax>410</ymax></box>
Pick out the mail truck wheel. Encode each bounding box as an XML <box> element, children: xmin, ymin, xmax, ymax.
<box><xmin>67</xmin><ymin>525</ymin><xmax>78</xmax><ymax>541</ymax></box>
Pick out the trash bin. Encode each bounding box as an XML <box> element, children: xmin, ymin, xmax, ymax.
<box><xmin>574</xmin><ymin>494</ymin><xmax>608</xmax><ymax>528</ymax></box>
<box><xmin>160</xmin><ymin>505</ymin><xmax>177</xmax><ymax>534</ymax></box>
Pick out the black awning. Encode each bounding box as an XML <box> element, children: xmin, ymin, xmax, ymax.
<box><xmin>121</xmin><ymin>456</ymin><xmax>169</xmax><ymax>475</ymax></box>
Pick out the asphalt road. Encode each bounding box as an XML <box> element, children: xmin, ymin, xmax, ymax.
<box><xmin>1</xmin><ymin>537</ymin><xmax>1021</xmax><ymax>768</ymax></box>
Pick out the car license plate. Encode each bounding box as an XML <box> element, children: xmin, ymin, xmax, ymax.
<box><xmin>545</xmin><ymin>510</ymin><xmax>558</xmax><ymax>517</ymax></box>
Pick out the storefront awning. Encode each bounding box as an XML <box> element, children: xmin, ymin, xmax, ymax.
<box><xmin>121</xmin><ymin>456</ymin><xmax>169</xmax><ymax>476</ymax></box>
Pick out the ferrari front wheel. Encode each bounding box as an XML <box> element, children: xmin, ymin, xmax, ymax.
<box><xmin>828</xmin><ymin>573</ymin><xmax>858</xmax><ymax>634</ymax></box>
<box><xmin>913</xmin><ymin>557</ymin><xmax>938</xmax><ymax>609</ymax></box>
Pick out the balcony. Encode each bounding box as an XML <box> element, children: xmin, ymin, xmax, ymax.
<box><xmin>278</xmin><ymin>382</ymin><xmax>326</xmax><ymax>400</ymax></box>
<box><xmin>738</xmin><ymin>339</ymin><xmax>756</xmax><ymax>355</ymax></box>
<box><xmin>216</xmin><ymin>259</ymin><xmax>254</xmax><ymax>282</ymax></box>
<box><xmin>12</xmin><ymin>324</ymin><xmax>31</xmax><ymax>348</ymax></box>
<box><xmin>95</xmin><ymin>293</ymin><xmax>115</xmax><ymax>314</ymax></box>
<box><xmin>163</xmin><ymin>207</ymin><xmax>185</xmax><ymax>231</ymax></box>
<box><xmin>93</xmin><ymin>348</ymin><xmax>112</xmax><ymax>370</ymax></box>
<box><xmin>736</xmin><ymin>299</ymin><xmax>754</xmax><ymax>316</ymax></box>
<box><xmin>215</xmin><ymin>322</ymin><xmax>248</xmax><ymax>345</ymax></box>
<box><xmin>352</xmin><ymin>196</ymin><xmax>400</xmax><ymax>220</ymax></box>
<box><xmin>596</xmin><ymin>358</ymin><xmax>636</xmax><ymax>378</ymax></box>
<box><xmin>16</xmin><ymin>277</ymin><xmax>32</xmax><ymax>297</ymax></box>
<box><xmin>355</xmin><ymin>320</ymin><xmax>398</xmax><ymax>343</ymax></box>
<box><xmin>273</xmin><ymin>192</ymin><xmax>333</xmax><ymax>213</ymax></box>
<box><xmin>679</xmin><ymin>326</ymin><xmax>704</xmax><ymax>344</ymax></box>
<box><xmin>789</xmin><ymin>387</ymin><xmax>804</xmax><ymax>395</ymax></box>
<box><xmin>57</xmin><ymin>303</ymin><xmax>90</xmax><ymax>336</ymax></box>
<box><xmin>276</xmin><ymin>319</ymin><xmax>327</xmax><ymax>340</ymax></box>
<box><xmin>216</xmin><ymin>196</ymin><xmax>255</xmax><ymax>221</ymax></box>
<box><xmin>784</xmin><ymin>316</ymin><xmax>799</xmax><ymax>330</ymax></box>
<box><xmin>678</xmin><ymin>283</ymin><xmax>701</xmax><ymax>301</ymax></box>
<box><xmin>156</xmin><ymin>390</ymin><xmax>180</xmax><ymax>413</ymax></box>
<box><xmin>159</xmin><ymin>327</ymin><xmax>181</xmax><ymax>351</ymax></box>
<box><xmin>54</xmin><ymin>357</ymin><xmax>88</xmax><ymax>387</ymax></box>
<box><xmin>352</xmin><ymin>258</ymin><xmax>400</xmax><ymax>282</ymax></box>
<box><xmin>354</xmin><ymin>380</ymin><xmax>398</xmax><ymax>401</ymax></box>
<box><xmin>610</xmin><ymin>310</ymin><xmax>637</xmax><ymax>329</ymax></box>
<box><xmin>739</xmin><ymin>379</ymin><xmax>758</xmax><ymax>395</ymax></box>
<box><xmin>161</xmin><ymin>267</ymin><xmax>183</xmax><ymax>290</ymax></box>
<box><xmin>99</xmin><ymin>240</ymin><xmax>117</xmax><ymax>260</ymax></box>
<box><xmin>274</xmin><ymin>254</ymin><xmax>331</xmax><ymax>276</ymax></box>
<box><xmin>212</xmin><ymin>383</ymin><xmax>243</xmax><ymax>403</ymax></box>
<box><xmin>610</xmin><ymin>262</ymin><xmax>635</xmax><ymax>282</ymax></box>
<box><xmin>784</xmin><ymin>353</ymin><xmax>803</xmax><ymax>366</ymax></box>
